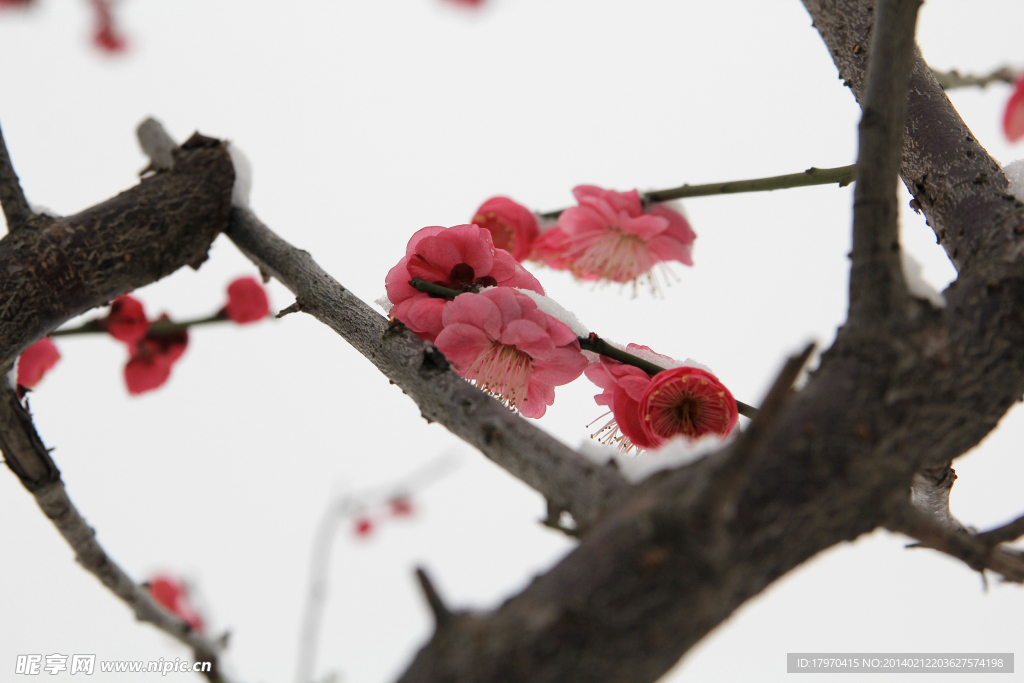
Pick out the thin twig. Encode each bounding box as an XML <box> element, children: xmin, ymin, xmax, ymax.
<box><xmin>886</xmin><ymin>498</ymin><xmax>1024</xmax><ymax>582</ymax></box>
<box><xmin>538</xmin><ymin>164</ymin><xmax>856</xmax><ymax>219</ymax></box>
<box><xmin>295</xmin><ymin>456</ymin><xmax>459</xmax><ymax>683</ymax></box>
<box><xmin>0</xmin><ymin>118</ymin><xmax>33</xmax><ymax>231</ymax></box>
<box><xmin>415</xmin><ymin>567</ymin><xmax>455</xmax><ymax>630</ymax></box>
<box><xmin>0</xmin><ymin>386</ymin><xmax>226</xmax><ymax>679</ymax></box>
<box><xmin>846</xmin><ymin>0</ymin><xmax>920</xmax><ymax>324</ymax></box>
<box><xmin>976</xmin><ymin>513</ymin><xmax>1024</xmax><ymax>546</ymax></box>
<box><xmin>137</xmin><ymin>117</ymin><xmax>176</xmax><ymax>172</ymax></box>
<box><xmin>406</xmin><ymin>279</ymin><xmax>759</xmax><ymax>418</ymax></box>
<box><xmin>932</xmin><ymin>66</ymin><xmax>1017</xmax><ymax>91</ymax></box>
<box><xmin>52</xmin><ymin>313</ymin><xmax>227</xmax><ymax>337</ymax></box>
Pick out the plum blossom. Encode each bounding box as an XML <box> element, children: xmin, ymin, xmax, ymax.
<box><xmin>1005</xmin><ymin>72</ymin><xmax>1024</xmax><ymax>142</ymax></box>
<box><xmin>472</xmin><ymin>197</ymin><xmax>539</xmax><ymax>262</ymax></box>
<box><xmin>434</xmin><ymin>287</ymin><xmax>587</xmax><ymax>418</ymax></box>
<box><xmin>104</xmin><ymin>295</ymin><xmax>150</xmax><ymax>344</ymax></box>
<box><xmin>124</xmin><ymin>317</ymin><xmax>188</xmax><ymax>395</ymax></box>
<box><xmin>89</xmin><ymin>0</ymin><xmax>127</xmax><ymax>53</ymax></box>
<box><xmin>385</xmin><ymin>224</ymin><xmax>543</xmax><ymax>342</ymax></box>
<box><xmin>639</xmin><ymin>367</ymin><xmax>738</xmax><ymax>446</ymax></box>
<box><xmin>148</xmin><ymin>575</ymin><xmax>205</xmax><ymax>632</ymax></box>
<box><xmin>532</xmin><ymin>186</ymin><xmax>696</xmax><ymax>293</ymax></box>
<box><xmin>585</xmin><ymin>344</ymin><xmax>736</xmax><ymax>451</ymax></box>
<box><xmin>224</xmin><ymin>276</ymin><xmax>270</xmax><ymax>324</ymax></box>
<box><xmin>16</xmin><ymin>338</ymin><xmax>61</xmax><ymax>389</ymax></box>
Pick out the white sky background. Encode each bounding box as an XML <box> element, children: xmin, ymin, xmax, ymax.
<box><xmin>1</xmin><ymin>1</ymin><xmax>1023</xmax><ymax>681</ymax></box>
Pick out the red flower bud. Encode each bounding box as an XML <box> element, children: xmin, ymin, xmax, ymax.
<box><xmin>353</xmin><ymin>518</ymin><xmax>374</xmax><ymax>538</ymax></box>
<box><xmin>105</xmin><ymin>295</ymin><xmax>150</xmax><ymax>344</ymax></box>
<box><xmin>148</xmin><ymin>575</ymin><xmax>205</xmax><ymax>632</ymax></box>
<box><xmin>16</xmin><ymin>338</ymin><xmax>61</xmax><ymax>389</ymax></box>
<box><xmin>224</xmin><ymin>277</ymin><xmax>270</xmax><ymax>324</ymax></box>
<box><xmin>389</xmin><ymin>497</ymin><xmax>414</xmax><ymax>518</ymax></box>
<box><xmin>124</xmin><ymin>317</ymin><xmax>188</xmax><ymax>395</ymax></box>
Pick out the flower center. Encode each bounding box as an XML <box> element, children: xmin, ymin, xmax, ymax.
<box><xmin>462</xmin><ymin>342</ymin><xmax>533</xmax><ymax>410</ymax></box>
<box><xmin>645</xmin><ymin>375</ymin><xmax>729</xmax><ymax>439</ymax></box>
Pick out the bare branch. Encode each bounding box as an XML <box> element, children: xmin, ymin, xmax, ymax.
<box><xmin>911</xmin><ymin>464</ymin><xmax>965</xmax><ymax>531</ymax></box>
<box><xmin>415</xmin><ymin>567</ymin><xmax>455</xmax><ymax>630</ymax></box>
<box><xmin>886</xmin><ymin>499</ymin><xmax>1024</xmax><ymax>582</ymax></box>
<box><xmin>932</xmin><ymin>65</ymin><xmax>1017</xmax><ymax>91</ymax></box>
<box><xmin>0</xmin><ymin>131</ymin><xmax>233</xmax><ymax>366</ymax></box>
<box><xmin>137</xmin><ymin>117</ymin><xmax>177</xmax><ymax>172</ymax></box>
<box><xmin>0</xmin><ymin>118</ymin><xmax>33</xmax><ymax>232</ymax></box>
<box><xmin>0</xmin><ymin>385</ymin><xmax>225</xmax><ymax>672</ymax></box>
<box><xmin>847</xmin><ymin>0</ymin><xmax>920</xmax><ymax>324</ymax></box>
<box><xmin>977</xmin><ymin>513</ymin><xmax>1024</xmax><ymax>546</ymax></box>
<box><xmin>703</xmin><ymin>343</ymin><xmax>814</xmax><ymax>518</ymax></box>
<box><xmin>225</xmin><ymin>207</ymin><xmax>629</xmax><ymax>532</ymax></box>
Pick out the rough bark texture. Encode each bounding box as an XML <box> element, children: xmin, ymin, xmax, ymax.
<box><xmin>0</xmin><ymin>132</ymin><xmax>234</xmax><ymax>366</ymax></box>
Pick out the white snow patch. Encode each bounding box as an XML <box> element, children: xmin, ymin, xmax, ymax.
<box><xmin>375</xmin><ymin>294</ymin><xmax>393</xmax><ymax>315</ymax></box>
<box><xmin>1004</xmin><ymin>159</ymin><xmax>1024</xmax><ymax>202</ymax></box>
<box><xmin>600</xmin><ymin>339</ymin><xmax>713</xmax><ymax>374</ymax></box>
<box><xmin>7</xmin><ymin>358</ymin><xmax>18</xmax><ymax>390</ymax></box>
<box><xmin>227</xmin><ymin>143</ymin><xmax>252</xmax><ymax>208</ymax></box>
<box><xmin>901</xmin><ymin>251</ymin><xmax>946</xmax><ymax>308</ymax></box>
<box><xmin>578</xmin><ymin>432</ymin><xmax>733</xmax><ymax>483</ymax></box>
<box><xmin>28</xmin><ymin>202</ymin><xmax>61</xmax><ymax>218</ymax></box>
<box><xmin>514</xmin><ymin>288</ymin><xmax>590</xmax><ymax>337</ymax></box>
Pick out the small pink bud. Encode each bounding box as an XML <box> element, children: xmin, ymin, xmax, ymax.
<box><xmin>389</xmin><ymin>498</ymin><xmax>414</xmax><ymax>517</ymax></box>
<box><xmin>148</xmin><ymin>575</ymin><xmax>205</xmax><ymax>632</ymax></box>
<box><xmin>124</xmin><ymin>317</ymin><xmax>188</xmax><ymax>395</ymax></box>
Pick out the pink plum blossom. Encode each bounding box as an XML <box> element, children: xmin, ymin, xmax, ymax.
<box><xmin>434</xmin><ymin>287</ymin><xmax>587</xmax><ymax>418</ymax></box>
<box><xmin>472</xmin><ymin>196</ymin><xmax>540</xmax><ymax>262</ymax></box>
<box><xmin>224</xmin><ymin>276</ymin><xmax>270</xmax><ymax>324</ymax></box>
<box><xmin>532</xmin><ymin>186</ymin><xmax>696</xmax><ymax>293</ymax></box>
<box><xmin>104</xmin><ymin>295</ymin><xmax>149</xmax><ymax>344</ymax></box>
<box><xmin>584</xmin><ymin>344</ymin><xmax>672</xmax><ymax>451</ymax></box>
<box><xmin>386</xmin><ymin>224</ymin><xmax>543</xmax><ymax>342</ymax></box>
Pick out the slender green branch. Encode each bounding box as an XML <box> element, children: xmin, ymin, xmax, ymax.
<box><xmin>407</xmin><ymin>279</ymin><xmax>758</xmax><ymax>417</ymax></box>
<box><xmin>51</xmin><ymin>313</ymin><xmax>228</xmax><ymax>337</ymax></box>
<box><xmin>931</xmin><ymin>66</ymin><xmax>1017</xmax><ymax>91</ymax></box>
<box><xmin>539</xmin><ymin>164</ymin><xmax>857</xmax><ymax>219</ymax></box>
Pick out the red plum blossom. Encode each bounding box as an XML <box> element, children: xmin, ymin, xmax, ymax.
<box><xmin>224</xmin><ymin>276</ymin><xmax>270</xmax><ymax>324</ymax></box>
<box><xmin>639</xmin><ymin>366</ymin><xmax>739</xmax><ymax>446</ymax></box>
<box><xmin>104</xmin><ymin>295</ymin><xmax>150</xmax><ymax>344</ymax></box>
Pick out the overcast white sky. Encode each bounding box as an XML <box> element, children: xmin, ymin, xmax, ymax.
<box><xmin>1</xmin><ymin>1</ymin><xmax>1023</xmax><ymax>682</ymax></box>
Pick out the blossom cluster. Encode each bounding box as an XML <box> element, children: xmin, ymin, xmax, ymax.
<box><xmin>471</xmin><ymin>188</ymin><xmax>696</xmax><ymax>294</ymax></box>
<box><xmin>15</xmin><ymin>276</ymin><xmax>270</xmax><ymax>396</ymax></box>
<box><xmin>384</xmin><ymin>196</ymin><xmax>736</xmax><ymax>449</ymax></box>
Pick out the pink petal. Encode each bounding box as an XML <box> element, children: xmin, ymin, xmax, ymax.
<box><xmin>648</xmin><ymin>234</ymin><xmax>694</xmax><ymax>266</ymax></box>
<box><xmin>623</xmin><ymin>214</ymin><xmax>669</xmax><ymax>241</ymax></box>
<box><xmin>441</xmin><ymin>292</ymin><xmax>502</xmax><ymax>339</ymax></box>
<box><xmin>1006</xmin><ymin>75</ymin><xmax>1024</xmax><ymax>142</ymax></box>
<box><xmin>435</xmin><ymin>323</ymin><xmax>494</xmax><ymax>370</ymax></box>
<box><xmin>530</xmin><ymin>346</ymin><xmax>588</xmax><ymax>386</ymax></box>
<box><xmin>520</xmin><ymin>379</ymin><xmax>556</xmax><ymax>419</ymax></box>
<box><xmin>385</xmin><ymin>256</ymin><xmax>418</xmax><ymax>304</ymax></box>
<box><xmin>411</xmin><ymin>236</ymin><xmax>462</xmax><ymax>278</ymax></box>
<box><xmin>404</xmin><ymin>297</ymin><xmax>448</xmax><ymax>339</ymax></box>
<box><xmin>480</xmin><ymin>287</ymin><xmax>525</xmax><ymax>326</ymax></box>
<box><xmin>442</xmin><ymin>224</ymin><xmax>494</xmax><ymax>277</ymax></box>
<box><xmin>405</xmin><ymin>226</ymin><xmax>447</xmax><ymax>257</ymax></box>
<box><xmin>499</xmin><ymin>319</ymin><xmax>555</xmax><ymax>361</ymax></box>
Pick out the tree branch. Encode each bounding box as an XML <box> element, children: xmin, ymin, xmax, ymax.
<box><xmin>539</xmin><ymin>164</ymin><xmax>856</xmax><ymax>219</ymax></box>
<box><xmin>976</xmin><ymin>513</ymin><xmax>1024</xmax><ymax>546</ymax></box>
<box><xmin>911</xmin><ymin>464</ymin><xmax>965</xmax><ymax>531</ymax></box>
<box><xmin>0</xmin><ymin>118</ymin><xmax>33</xmax><ymax>232</ymax></box>
<box><xmin>224</xmin><ymin>207</ymin><xmax>628</xmax><ymax>532</ymax></box>
<box><xmin>885</xmin><ymin>499</ymin><xmax>1024</xmax><ymax>582</ymax></box>
<box><xmin>846</xmin><ymin>0</ymin><xmax>920</xmax><ymax>325</ymax></box>
<box><xmin>0</xmin><ymin>131</ymin><xmax>234</xmax><ymax>366</ymax></box>
<box><xmin>932</xmin><ymin>66</ymin><xmax>1017</xmax><ymax>91</ymax></box>
<box><xmin>0</xmin><ymin>385</ymin><xmax>225</xmax><ymax>678</ymax></box>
